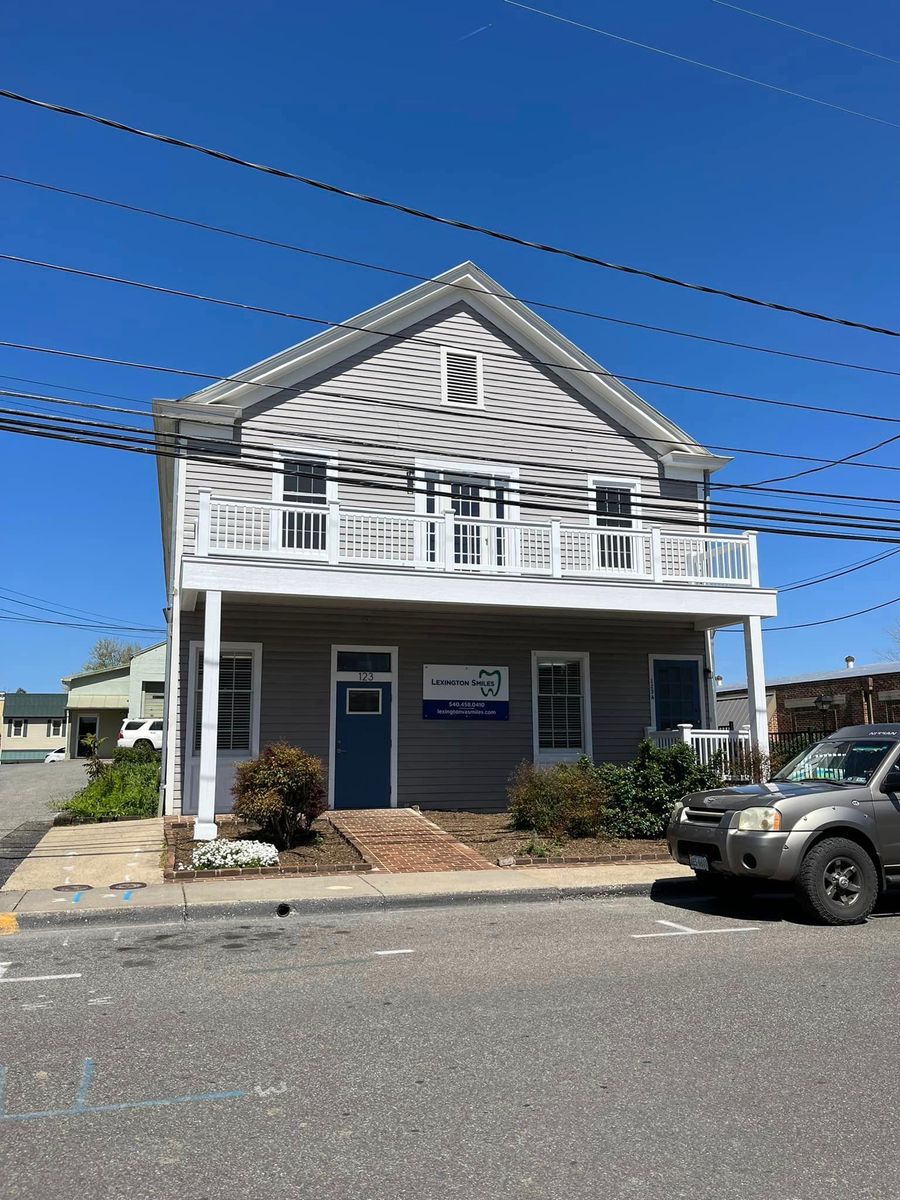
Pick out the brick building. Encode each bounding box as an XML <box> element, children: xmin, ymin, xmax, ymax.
<box><xmin>716</xmin><ymin>658</ymin><xmax>900</xmax><ymax>735</ymax></box>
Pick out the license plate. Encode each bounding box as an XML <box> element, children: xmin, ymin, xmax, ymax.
<box><xmin>688</xmin><ymin>853</ymin><xmax>709</xmax><ymax>872</ymax></box>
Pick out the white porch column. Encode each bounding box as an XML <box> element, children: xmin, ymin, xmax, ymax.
<box><xmin>742</xmin><ymin>614</ymin><xmax>770</xmax><ymax>758</ymax></box>
<box><xmin>195</xmin><ymin>590</ymin><xmax>222</xmax><ymax>841</ymax></box>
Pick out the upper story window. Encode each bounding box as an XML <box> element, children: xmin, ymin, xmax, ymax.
<box><xmin>8</xmin><ymin>719</ymin><xmax>27</xmax><ymax>737</ymax></box>
<box><xmin>283</xmin><ymin>458</ymin><xmax>328</xmax><ymax>505</ymax></box>
<box><xmin>441</xmin><ymin>347</ymin><xmax>483</xmax><ymax>407</ymax></box>
<box><xmin>593</xmin><ymin>480</ymin><xmax>639</xmax><ymax>528</ymax></box>
<box><xmin>47</xmin><ymin>718</ymin><xmax>64</xmax><ymax>737</ymax></box>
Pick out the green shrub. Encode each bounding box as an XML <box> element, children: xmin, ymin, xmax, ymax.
<box><xmin>508</xmin><ymin>759</ymin><xmax>607</xmax><ymax>837</ymax></box>
<box><xmin>232</xmin><ymin>743</ymin><xmax>327</xmax><ymax>849</ymax></box>
<box><xmin>61</xmin><ymin>756</ymin><xmax>160</xmax><ymax>822</ymax></box>
<box><xmin>597</xmin><ymin>740</ymin><xmax>724</xmax><ymax>839</ymax></box>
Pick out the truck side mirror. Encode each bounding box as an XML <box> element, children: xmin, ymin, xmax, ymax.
<box><xmin>881</xmin><ymin>768</ymin><xmax>900</xmax><ymax>795</ymax></box>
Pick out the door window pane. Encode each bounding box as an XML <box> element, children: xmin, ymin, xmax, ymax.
<box><xmin>537</xmin><ymin>658</ymin><xmax>584</xmax><ymax>751</ymax></box>
<box><xmin>347</xmin><ymin>689</ymin><xmax>382</xmax><ymax>714</ymax></box>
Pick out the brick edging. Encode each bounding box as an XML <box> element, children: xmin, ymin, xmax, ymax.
<box><xmin>162</xmin><ymin>816</ymin><xmax>372</xmax><ymax>881</ymax></box>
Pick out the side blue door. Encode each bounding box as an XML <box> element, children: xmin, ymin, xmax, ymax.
<box><xmin>334</xmin><ymin>682</ymin><xmax>392</xmax><ymax>809</ymax></box>
<box><xmin>653</xmin><ymin>659</ymin><xmax>703</xmax><ymax>730</ymax></box>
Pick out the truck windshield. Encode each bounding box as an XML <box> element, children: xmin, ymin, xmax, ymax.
<box><xmin>773</xmin><ymin>739</ymin><xmax>896</xmax><ymax>785</ymax></box>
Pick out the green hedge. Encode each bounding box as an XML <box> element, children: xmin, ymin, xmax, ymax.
<box><xmin>60</xmin><ymin>745</ymin><xmax>160</xmax><ymax>822</ymax></box>
<box><xmin>507</xmin><ymin>741</ymin><xmax>724</xmax><ymax>840</ymax></box>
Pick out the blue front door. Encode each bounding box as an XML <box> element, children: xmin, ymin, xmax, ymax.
<box><xmin>653</xmin><ymin>659</ymin><xmax>703</xmax><ymax>730</ymax></box>
<box><xmin>334</xmin><ymin>681</ymin><xmax>392</xmax><ymax>808</ymax></box>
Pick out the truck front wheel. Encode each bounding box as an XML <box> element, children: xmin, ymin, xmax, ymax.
<box><xmin>796</xmin><ymin>837</ymin><xmax>879</xmax><ymax>925</ymax></box>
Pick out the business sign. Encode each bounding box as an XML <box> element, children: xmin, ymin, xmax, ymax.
<box><xmin>422</xmin><ymin>665</ymin><xmax>509</xmax><ymax>720</ymax></box>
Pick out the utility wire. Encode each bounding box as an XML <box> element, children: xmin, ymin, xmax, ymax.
<box><xmin>3</xmin><ymin>405</ymin><xmax>900</xmax><ymax>542</ymax></box>
<box><xmin>3</xmin><ymin>86</ymin><xmax>900</xmax><ymax>336</ymax></box>
<box><xmin>762</xmin><ymin>594</ymin><xmax>900</xmax><ymax>631</ymax></box>
<box><xmin>0</xmin><ymin>587</ymin><xmax>154</xmax><ymax>628</ymax></box>
<box><xmin>6</xmin><ymin>170</ymin><xmax>900</xmax><ymax>381</ymax></box>
<box><xmin>708</xmin><ymin>0</ymin><xmax>900</xmax><ymax>67</ymax></box>
<box><xmin>0</xmin><ymin>610</ymin><xmax>164</xmax><ymax>633</ymax></box>
<box><xmin>4</xmin><ymin>250</ymin><xmax>900</xmax><ymax>427</ymax></box>
<box><xmin>506</xmin><ymin>1</ymin><xmax>900</xmax><ymax>133</ymax></box>
<box><xmin>742</xmin><ymin>430</ymin><xmax>900</xmax><ymax>488</ymax></box>
<box><xmin>778</xmin><ymin>547</ymin><xmax>900</xmax><ymax>592</ymax></box>
<box><xmin>6</xmin><ymin>392</ymin><xmax>900</xmax><ymax>532</ymax></box>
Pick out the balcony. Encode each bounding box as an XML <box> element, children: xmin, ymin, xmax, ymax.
<box><xmin>196</xmin><ymin>493</ymin><xmax>760</xmax><ymax>588</ymax></box>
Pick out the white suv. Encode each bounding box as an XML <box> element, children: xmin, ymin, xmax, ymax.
<box><xmin>118</xmin><ymin>718</ymin><xmax>163</xmax><ymax>751</ymax></box>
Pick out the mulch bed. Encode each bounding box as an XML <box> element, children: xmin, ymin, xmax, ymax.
<box><xmin>164</xmin><ymin>816</ymin><xmax>368</xmax><ymax>880</ymax></box>
<box><xmin>421</xmin><ymin>810</ymin><xmax>668</xmax><ymax>866</ymax></box>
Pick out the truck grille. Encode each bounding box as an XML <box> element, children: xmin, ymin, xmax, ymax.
<box><xmin>684</xmin><ymin>808</ymin><xmax>725</xmax><ymax>826</ymax></box>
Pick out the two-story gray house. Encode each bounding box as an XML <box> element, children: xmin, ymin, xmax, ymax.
<box><xmin>153</xmin><ymin>263</ymin><xmax>776</xmax><ymax>838</ymax></box>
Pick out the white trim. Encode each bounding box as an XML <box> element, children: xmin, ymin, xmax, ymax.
<box><xmin>345</xmin><ymin>688</ymin><xmax>383</xmax><ymax>715</ymax></box>
<box><xmin>440</xmin><ymin>345</ymin><xmax>484</xmax><ymax>408</ymax></box>
<box><xmin>530</xmin><ymin>650</ymin><xmax>593</xmax><ymax>764</ymax></box>
<box><xmin>647</xmin><ymin>654</ymin><xmax>707</xmax><ymax>731</ymax></box>
<box><xmin>162</xmin><ymin>449</ymin><xmax>184</xmax><ymax>813</ymax></box>
<box><xmin>182</xmin><ymin>558</ymin><xmax>778</xmax><ymax>621</ymax></box>
<box><xmin>185</xmin><ymin>639</ymin><xmax>263</xmax><ymax>817</ymax></box>
<box><xmin>328</xmin><ymin>644</ymin><xmax>398</xmax><ymax>810</ymax></box>
<box><xmin>271</xmin><ymin>446</ymin><xmax>339</xmax><ymax>505</ymax></box>
<box><xmin>589</xmin><ymin>475</ymin><xmax>643</xmax><ymax>530</ymax></box>
<box><xmin>414</xmin><ymin>456</ymin><xmax>521</xmax><ymax>522</ymax></box>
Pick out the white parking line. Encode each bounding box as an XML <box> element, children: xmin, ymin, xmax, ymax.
<box><xmin>373</xmin><ymin>949</ymin><xmax>415</xmax><ymax>956</ymax></box>
<box><xmin>0</xmin><ymin>962</ymin><xmax>82</xmax><ymax>983</ymax></box>
<box><xmin>632</xmin><ymin>919</ymin><xmax>759</xmax><ymax>940</ymax></box>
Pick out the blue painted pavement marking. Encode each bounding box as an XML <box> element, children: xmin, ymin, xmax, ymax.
<box><xmin>72</xmin><ymin>1058</ymin><xmax>94</xmax><ymax>1110</ymax></box>
<box><xmin>71</xmin><ymin>892</ymin><xmax>82</xmax><ymax>904</ymax></box>
<box><xmin>121</xmin><ymin>891</ymin><xmax>133</xmax><ymax>902</ymax></box>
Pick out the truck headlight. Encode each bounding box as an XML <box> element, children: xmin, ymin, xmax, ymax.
<box><xmin>671</xmin><ymin>799</ymin><xmax>686</xmax><ymax>821</ymax></box>
<box><xmin>737</xmin><ymin>807</ymin><xmax>781</xmax><ymax>832</ymax></box>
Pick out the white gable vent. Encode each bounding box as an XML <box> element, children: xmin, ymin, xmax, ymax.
<box><xmin>441</xmin><ymin>347</ymin><xmax>483</xmax><ymax>407</ymax></box>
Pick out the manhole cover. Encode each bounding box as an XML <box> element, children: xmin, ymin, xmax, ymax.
<box><xmin>53</xmin><ymin>884</ymin><xmax>92</xmax><ymax>893</ymax></box>
<box><xmin>109</xmin><ymin>881</ymin><xmax>147</xmax><ymax>891</ymax></box>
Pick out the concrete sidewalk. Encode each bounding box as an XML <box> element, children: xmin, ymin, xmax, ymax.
<box><xmin>0</xmin><ymin>859</ymin><xmax>692</xmax><ymax>932</ymax></box>
<box><xmin>0</xmin><ymin>818</ymin><xmax>165</xmax><ymax>892</ymax></box>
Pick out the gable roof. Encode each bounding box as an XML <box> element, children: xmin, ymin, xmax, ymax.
<box><xmin>152</xmin><ymin>261</ymin><xmax>726</xmax><ymax>470</ymax></box>
<box><xmin>4</xmin><ymin>692</ymin><xmax>68</xmax><ymax>718</ymax></box>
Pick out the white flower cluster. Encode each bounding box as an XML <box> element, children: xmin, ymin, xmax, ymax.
<box><xmin>188</xmin><ymin>838</ymin><xmax>280</xmax><ymax>870</ymax></box>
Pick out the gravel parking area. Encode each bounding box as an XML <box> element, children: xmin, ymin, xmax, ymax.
<box><xmin>0</xmin><ymin>759</ymin><xmax>85</xmax><ymax>837</ymax></box>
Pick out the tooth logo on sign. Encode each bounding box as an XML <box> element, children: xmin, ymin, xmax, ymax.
<box><xmin>478</xmin><ymin>669</ymin><xmax>501</xmax><ymax>697</ymax></box>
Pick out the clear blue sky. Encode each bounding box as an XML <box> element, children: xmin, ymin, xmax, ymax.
<box><xmin>1</xmin><ymin>0</ymin><xmax>898</xmax><ymax>691</ymax></box>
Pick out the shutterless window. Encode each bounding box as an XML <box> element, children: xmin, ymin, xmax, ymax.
<box><xmin>336</xmin><ymin>651</ymin><xmax>391</xmax><ymax>673</ymax></box>
<box><xmin>193</xmin><ymin>652</ymin><xmax>254</xmax><ymax>753</ymax></box>
<box><xmin>537</xmin><ymin>659</ymin><xmax>585</xmax><ymax>751</ymax></box>
<box><xmin>595</xmin><ymin>486</ymin><xmax>634</xmax><ymax>528</ymax></box>
<box><xmin>283</xmin><ymin>458</ymin><xmax>328</xmax><ymax>503</ymax></box>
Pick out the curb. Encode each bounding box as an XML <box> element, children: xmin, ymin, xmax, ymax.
<box><xmin>7</xmin><ymin>878</ymin><xmax>689</xmax><ymax>932</ymax></box>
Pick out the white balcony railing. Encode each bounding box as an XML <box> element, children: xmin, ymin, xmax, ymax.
<box><xmin>649</xmin><ymin>724</ymin><xmax>753</xmax><ymax>777</ymax></box>
<box><xmin>196</xmin><ymin>493</ymin><xmax>759</xmax><ymax>588</ymax></box>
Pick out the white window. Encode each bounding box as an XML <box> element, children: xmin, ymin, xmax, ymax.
<box><xmin>441</xmin><ymin>347</ymin><xmax>483</xmax><ymax>407</ymax></box>
<box><xmin>283</xmin><ymin>457</ymin><xmax>328</xmax><ymax>504</ymax></box>
<box><xmin>8</xmin><ymin>718</ymin><xmax>27</xmax><ymax>738</ymax></box>
<box><xmin>193</xmin><ymin>650</ymin><xmax>255</xmax><ymax>753</ymax></box>
<box><xmin>590</xmin><ymin>477</ymin><xmax>640</xmax><ymax>571</ymax></box>
<box><xmin>531</xmin><ymin>652</ymin><xmax>592</xmax><ymax>762</ymax></box>
<box><xmin>276</xmin><ymin>454</ymin><xmax>335</xmax><ymax>553</ymax></box>
<box><xmin>47</xmin><ymin>718</ymin><xmax>64</xmax><ymax>737</ymax></box>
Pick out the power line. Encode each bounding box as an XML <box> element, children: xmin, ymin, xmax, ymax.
<box><xmin>708</xmin><ymin>0</ymin><xmax>900</xmax><ymax>67</ymax></box>
<box><xmin>5</xmin><ymin>250</ymin><xmax>900</xmax><ymax>428</ymax></box>
<box><xmin>765</xmin><ymin>594</ymin><xmax>900</xmax><ymax>631</ymax></box>
<box><xmin>3</xmin><ymin>404</ymin><xmax>900</xmax><ymax>543</ymax></box>
<box><xmin>0</xmin><ymin>586</ymin><xmax>154</xmax><ymax>628</ymax></box>
<box><xmin>743</xmin><ymin>430</ymin><xmax>900</xmax><ymax>488</ymax></box>
<box><xmin>6</xmin><ymin>391</ymin><xmax>900</xmax><ymax>533</ymax></box>
<box><xmin>506</xmin><ymin>1</ymin><xmax>900</xmax><ymax>133</ymax></box>
<box><xmin>7</xmin><ymin>169</ymin><xmax>900</xmax><ymax>381</ymax></box>
<box><xmin>778</xmin><ymin>547</ymin><xmax>900</xmax><ymax>592</ymax></box>
<box><xmin>3</xmin><ymin>87</ymin><xmax>900</xmax><ymax>337</ymax></box>
<box><xmin>0</xmin><ymin>610</ymin><xmax>164</xmax><ymax>633</ymax></box>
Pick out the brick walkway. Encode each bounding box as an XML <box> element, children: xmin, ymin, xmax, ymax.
<box><xmin>328</xmin><ymin>808</ymin><xmax>493</xmax><ymax>873</ymax></box>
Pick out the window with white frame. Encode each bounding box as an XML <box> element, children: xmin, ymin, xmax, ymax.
<box><xmin>441</xmin><ymin>347</ymin><xmax>483</xmax><ymax>407</ymax></box>
<box><xmin>280</xmin><ymin>456</ymin><xmax>330</xmax><ymax>552</ymax></box>
<box><xmin>534</xmin><ymin>654</ymin><xmax>589</xmax><ymax>757</ymax></box>
<box><xmin>193</xmin><ymin>651</ymin><xmax>255</xmax><ymax>753</ymax></box>
<box><xmin>8</xmin><ymin>718</ymin><xmax>27</xmax><ymax>737</ymax></box>
<box><xmin>591</xmin><ymin>478</ymin><xmax>639</xmax><ymax>571</ymax></box>
<box><xmin>47</xmin><ymin>718</ymin><xmax>64</xmax><ymax>737</ymax></box>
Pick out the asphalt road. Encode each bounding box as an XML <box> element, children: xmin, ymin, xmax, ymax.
<box><xmin>2</xmin><ymin>884</ymin><xmax>900</xmax><ymax>1199</ymax></box>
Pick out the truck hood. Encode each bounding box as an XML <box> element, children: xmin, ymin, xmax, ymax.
<box><xmin>682</xmin><ymin>781</ymin><xmax>848</xmax><ymax>811</ymax></box>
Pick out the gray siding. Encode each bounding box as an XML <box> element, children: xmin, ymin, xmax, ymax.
<box><xmin>179</xmin><ymin>303</ymin><xmax>702</xmax><ymax>555</ymax></box>
<box><xmin>174</xmin><ymin>600</ymin><xmax>707</xmax><ymax>814</ymax></box>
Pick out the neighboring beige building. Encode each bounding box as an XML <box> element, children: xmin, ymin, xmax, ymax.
<box><xmin>1</xmin><ymin>693</ymin><xmax>68</xmax><ymax>763</ymax></box>
<box><xmin>63</xmin><ymin>643</ymin><xmax>166</xmax><ymax>758</ymax></box>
